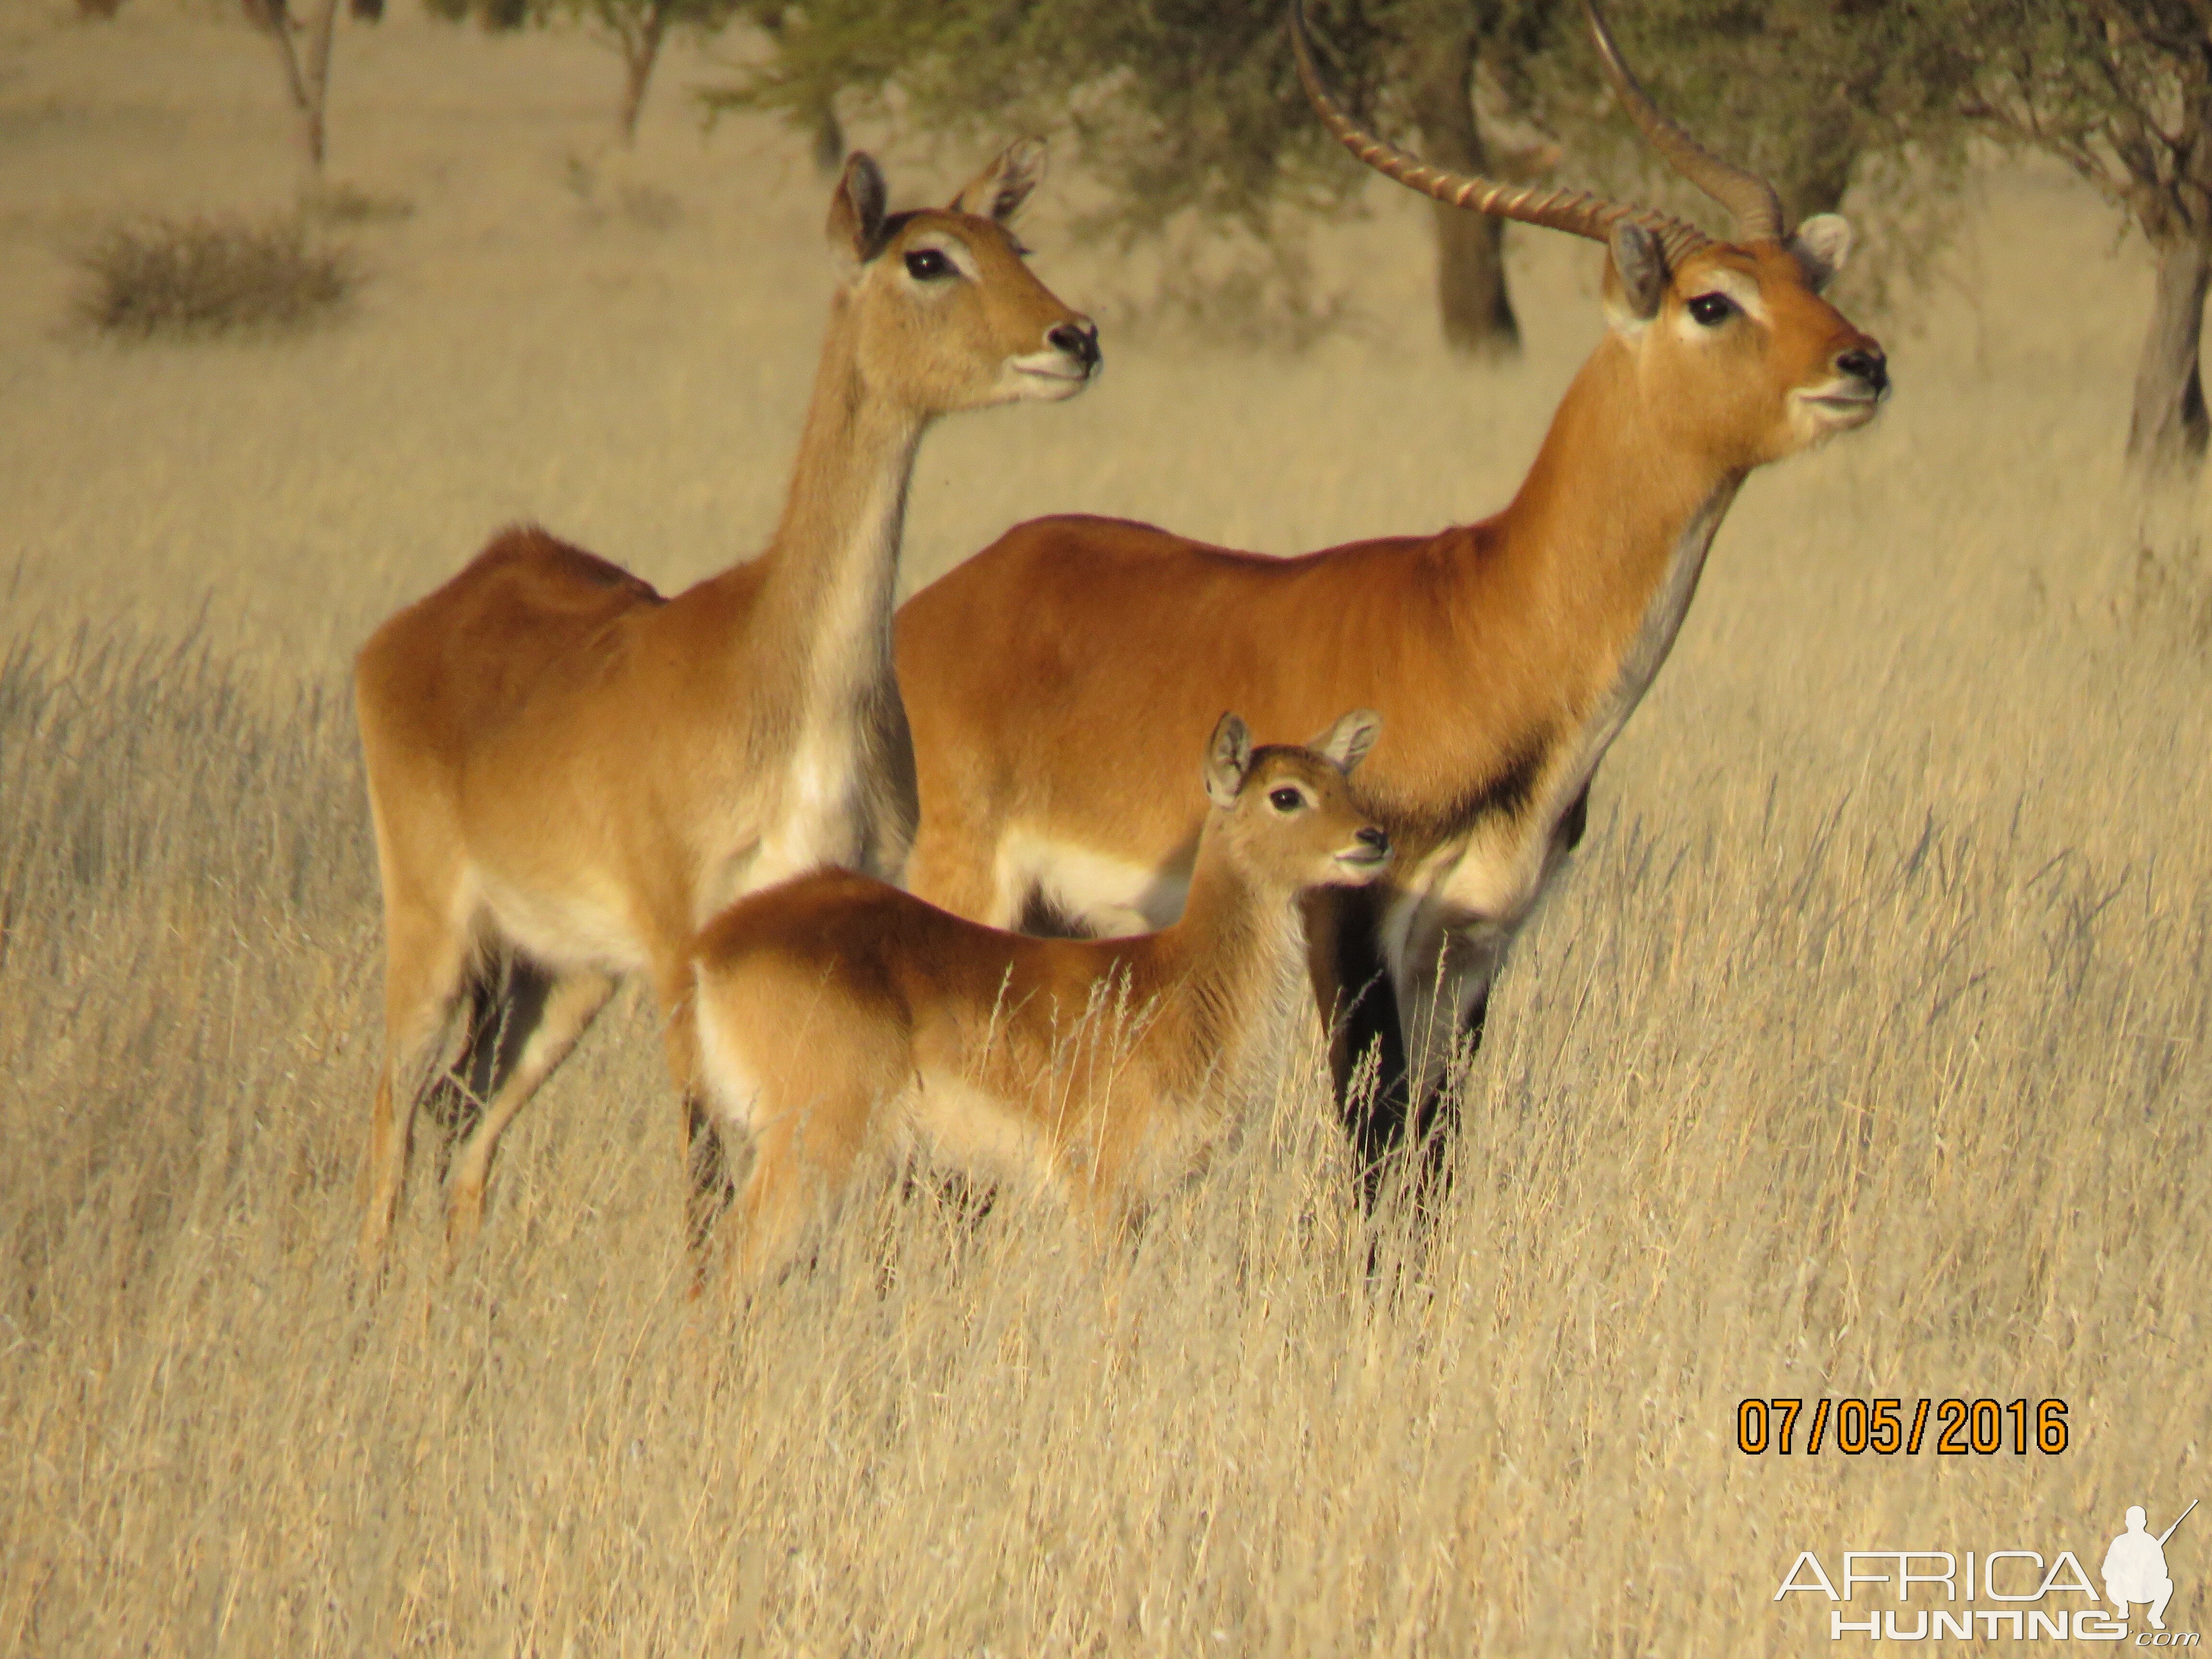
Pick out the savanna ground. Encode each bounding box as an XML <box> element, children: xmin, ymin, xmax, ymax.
<box><xmin>3</xmin><ymin>6</ymin><xmax>2209</xmax><ymax>1653</ymax></box>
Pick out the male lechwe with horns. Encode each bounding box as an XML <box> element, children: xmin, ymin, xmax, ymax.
<box><xmin>891</xmin><ymin>0</ymin><xmax>1889</xmax><ymax>1160</ymax></box>
<box><xmin>353</xmin><ymin>144</ymin><xmax>1100</xmax><ymax>1270</ymax></box>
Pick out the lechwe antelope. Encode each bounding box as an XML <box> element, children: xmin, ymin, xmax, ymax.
<box><xmin>892</xmin><ymin>0</ymin><xmax>1889</xmax><ymax>1159</ymax></box>
<box><xmin>690</xmin><ymin>710</ymin><xmax>1390</xmax><ymax>1280</ymax></box>
<box><xmin>353</xmin><ymin>144</ymin><xmax>1100</xmax><ymax>1269</ymax></box>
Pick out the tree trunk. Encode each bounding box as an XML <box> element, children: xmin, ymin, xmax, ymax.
<box><xmin>617</xmin><ymin>5</ymin><xmax>668</xmax><ymax>146</ymax></box>
<box><xmin>805</xmin><ymin>94</ymin><xmax>845</xmax><ymax>176</ymax></box>
<box><xmin>250</xmin><ymin>0</ymin><xmax>337</xmax><ymax>170</ymax></box>
<box><xmin>1405</xmin><ymin>26</ymin><xmax>1518</xmax><ymax>359</ymax></box>
<box><xmin>298</xmin><ymin>0</ymin><xmax>337</xmax><ymax>169</ymax></box>
<box><xmin>1777</xmin><ymin>98</ymin><xmax>1856</xmax><ymax>223</ymax></box>
<box><xmin>2128</xmin><ymin>237</ymin><xmax>2212</xmax><ymax>486</ymax></box>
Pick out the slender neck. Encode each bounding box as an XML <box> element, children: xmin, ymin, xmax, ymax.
<box><xmin>1148</xmin><ymin>818</ymin><xmax>1307</xmax><ymax>1083</ymax></box>
<box><xmin>1457</xmin><ymin>337</ymin><xmax>1746</xmax><ymax>740</ymax></box>
<box><xmin>733</xmin><ymin>292</ymin><xmax>927</xmax><ymax>699</ymax></box>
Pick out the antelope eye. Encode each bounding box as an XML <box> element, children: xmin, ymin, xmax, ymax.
<box><xmin>904</xmin><ymin>248</ymin><xmax>954</xmax><ymax>281</ymax></box>
<box><xmin>1268</xmin><ymin>787</ymin><xmax>1304</xmax><ymax>813</ymax></box>
<box><xmin>1686</xmin><ymin>292</ymin><xmax>1734</xmax><ymax>327</ymax></box>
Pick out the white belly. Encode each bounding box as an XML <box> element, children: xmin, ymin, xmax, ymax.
<box><xmin>475</xmin><ymin>867</ymin><xmax>650</xmax><ymax>975</ymax></box>
<box><xmin>1001</xmin><ymin>827</ymin><xmax>1191</xmax><ymax>935</ymax></box>
<box><xmin>910</xmin><ymin>1067</ymin><xmax>1061</xmax><ymax>1191</ymax></box>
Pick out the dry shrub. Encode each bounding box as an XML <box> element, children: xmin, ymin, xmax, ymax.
<box><xmin>2121</xmin><ymin>530</ymin><xmax>2212</xmax><ymax>652</ymax></box>
<box><xmin>562</xmin><ymin>156</ymin><xmax>685</xmax><ymax>232</ymax></box>
<box><xmin>1066</xmin><ymin>214</ymin><xmax>1361</xmax><ymax>352</ymax></box>
<box><xmin>299</xmin><ymin>182</ymin><xmax>414</xmax><ymax>227</ymax></box>
<box><xmin>74</xmin><ymin>216</ymin><xmax>356</xmax><ymax>338</ymax></box>
<box><xmin>1142</xmin><ymin>252</ymin><xmax>1358</xmax><ymax>352</ymax></box>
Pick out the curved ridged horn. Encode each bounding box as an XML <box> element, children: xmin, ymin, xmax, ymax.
<box><xmin>1583</xmin><ymin>0</ymin><xmax>1784</xmax><ymax>241</ymax></box>
<box><xmin>1288</xmin><ymin>0</ymin><xmax>1709</xmax><ymax>266</ymax></box>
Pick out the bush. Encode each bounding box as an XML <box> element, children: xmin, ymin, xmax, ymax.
<box><xmin>300</xmin><ymin>181</ymin><xmax>414</xmax><ymax>226</ymax></box>
<box><xmin>75</xmin><ymin>215</ymin><xmax>355</xmax><ymax>337</ymax></box>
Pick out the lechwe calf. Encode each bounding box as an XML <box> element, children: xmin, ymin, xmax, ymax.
<box><xmin>353</xmin><ymin>143</ymin><xmax>1099</xmax><ymax>1271</ymax></box>
<box><xmin>690</xmin><ymin>710</ymin><xmax>1391</xmax><ymax>1280</ymax></box>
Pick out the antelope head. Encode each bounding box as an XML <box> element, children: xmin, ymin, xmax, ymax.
<box><xmin>1291</xmin><ymin>0</ymin><xmax>1888</xmax><ymax>470</ymax></box>
<box><xmin>1203</xmin><ymin>709</ymin><xmax>1393</xmax><ymax>892</ymax></box>
<box><xmin>828</xmin><ymin>141</ymin><xmax>1102</xmax><ymax>417</ymax></box>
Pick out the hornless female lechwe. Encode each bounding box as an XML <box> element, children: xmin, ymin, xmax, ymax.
<box><xmin>354</xmin><ymin>144</ymin><xmax>1101</xmax><ymax>1270</ymax></box>
<box><xmin>891</xmin><ymin>0</ymin><xmax>1888</xmax><ymax>1164</ymax></box>
<box><xmin>690</xmin><ymin>710</ymin><xmax>1390</xmax><ymax>1282</ymax></box>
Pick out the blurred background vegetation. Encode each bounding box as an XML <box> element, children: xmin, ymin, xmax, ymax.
<box><xmin>714</xmin><ymin>0</ymin><xmax>2212</xmax><ymax>489</ymax></box>
<box><xmin>60</xmin><ymin>0</ymin><xmax>2212</xmax><ymax>488</ymax></box>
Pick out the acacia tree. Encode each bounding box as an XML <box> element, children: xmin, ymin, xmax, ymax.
<box><xmin>1395</xmin><ymin>0</ymin><xmax>1562</xmax><ymax>355</ymax></box>
<box><xmin>431</xmin><ymin>0</ymin><xmax>735</xmax><ymax>143</ymax></box>
<box><xmin>1961</xmin><ymin>0</ymin><xmax>2212</xmax><ymax>485</ymax></box>
<box><xmin>710</xmin><ymin>0</ymin><xmax>1570</xmax><ymax>357</ymax></box>
<box><xmin>242</xmin><ymin>0</ymin><xmax>344</xmax><ymax>170</ymax></box>
<box><xmin>588</xmin><ymin>0</ymin><xmax>736</xmax><ymax>143</ymax></box>
<box><xmin>745</xmin><ymin>2</ymin><xmax>848</xmax><ymax>174</ymax></box>
<box><xmin>1631</xmin><ymin>0</ymin><xmax>2212</xmax><ymax>492</ymax></box>
<box><xmin>1515</xmin><ymin>0</ymin><xmax>1977</xmax><ymax>322</ymax></box>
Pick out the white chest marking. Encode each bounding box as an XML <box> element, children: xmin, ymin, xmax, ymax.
<box><xmin>996</xmin><ymin>829</ymin><xmax>1190</xmax><ymax>935</ymax></box>
<box><xmin>476</xmin><ymin>867</ymin><xmax>651</xmax><ymax>975</ymax></box>
<box><xmin>1405</xmin><ymin>482</ymin><xmax>1740</xmax><ymax>939</ymax></box>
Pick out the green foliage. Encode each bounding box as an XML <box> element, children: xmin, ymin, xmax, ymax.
<box><xmin>712</xmin><ymin>0</ymin><xmax>1986</xmax><ymax>329</ymax></box>
<box><xmin>1510</xmin><ymin>0</ymin><xmax>1983</xmax><ymax>314</ymax></box>
<box><xmin>714</xmin><ymin>1</ymin><xmax>1570</xmax><ymax>247</ymax></box>
<box><xmin>1949</xmin><ymin>1</ymin><xmax>2212</xmax><ymax>480</ymax></box>
<box><xmin>427</xmin><ymin>0</ymin><xmax>733</xmax><ymax>34</ymax></box>
<box><xmin>1959</xmin><ymin>0</ymin><xmax>2212</xmax><ymax>247</ymax></box>
<box><xmin>421</xmin><ymin>0</ymin><xmax>532</xmax><ymax>26</ymax></box>
<box><xmin>1524</xmin><ymin>1</ymin><xmax>1974</xmax><ymax>218</ymax></box>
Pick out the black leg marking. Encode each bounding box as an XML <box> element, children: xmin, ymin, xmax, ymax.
<box><xmin>685</xmin><ymin>1095</ymin><xmax>736</xmax><ymax>1256</ymax></box>
<box><xmin>1016</xmin><ymin>883</ymin><xmax>1095</xmax><ymax>940</ymax></box>
<box><xmin>1348</xmin><ymin>917</ymin><xmax>1501</xmax><ymax>1206</ymax></box>
<box><xmin>1407</xmin><ymin>977</ymin><xmax>1489</xmax><ymax>1196</ymax></box>
<box><xmin>423</xmin><ymin>956</ymin><xmax>554</xmax><ymax>1158</ymax></box>
<box><xmin>1321</xmin><ymin>885</ymin><xmax>1414</xmax><ymax>1190</ymax></box>
<box><xmin>1558</xmin><ymin>781</ymin><xmax>1591</xmax><ymax>853</ymax></box>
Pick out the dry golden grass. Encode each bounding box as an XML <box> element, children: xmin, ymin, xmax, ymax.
<box><xmin>3</xmin><ymin>7</ymin><xmax>2210</xmax><ymax>1654</ymax></box>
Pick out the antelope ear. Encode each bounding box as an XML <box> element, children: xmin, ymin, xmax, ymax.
<box><xmin>1309</xmin><ymin>708</ymin><xmax>1382</xmax><ymax>775</ymax></box>
<box><xmin>1606</xmin><ymin>220</ymin><xmax>1668</xmax><ymax>324</ymax></box>
<box><xmin>828</xmin><ymin>152</ymin><xmax>889</xmax><ymax>276</ymax></box>
<box><xmin>1203</xmin><ymin>712</ymin><xmax>1252</xmax><ymax>808</ymax></box>
<box><xmin>951</xmin><ymin>138</ymin><xmax>1046</xmax><ymax>224</ymax></box>
<box><xmin>1788</xmin><ymin>214</ymin><xmax>1853</xmax><ymax>293</ymax></box>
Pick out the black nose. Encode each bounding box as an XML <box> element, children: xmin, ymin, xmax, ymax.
<box><xmin>1837</xmin><ymin>347</ymin><xmax>1887</xmax><ymax>396</ymax></box>
<box><xmin>1047</xmin><ymin>321</ymin><xmax>1099</xmax><ymax>370</ymax></box>
<box><xmin>1356</xmin><ymin>826</ymin><xmax>1388</xmax><ymax>855</ymax></box>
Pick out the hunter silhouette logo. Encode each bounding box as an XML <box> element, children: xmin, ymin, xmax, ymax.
<box><xmin>2105</xmin><ymin>1501</ymin><xmax>2195</xmax><ymax>1633</ymax></box>
<box><xmin>1776</xmin><ymin>1496</ymin><xmax>2199</xmax><ymax>1641</ymax></box>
